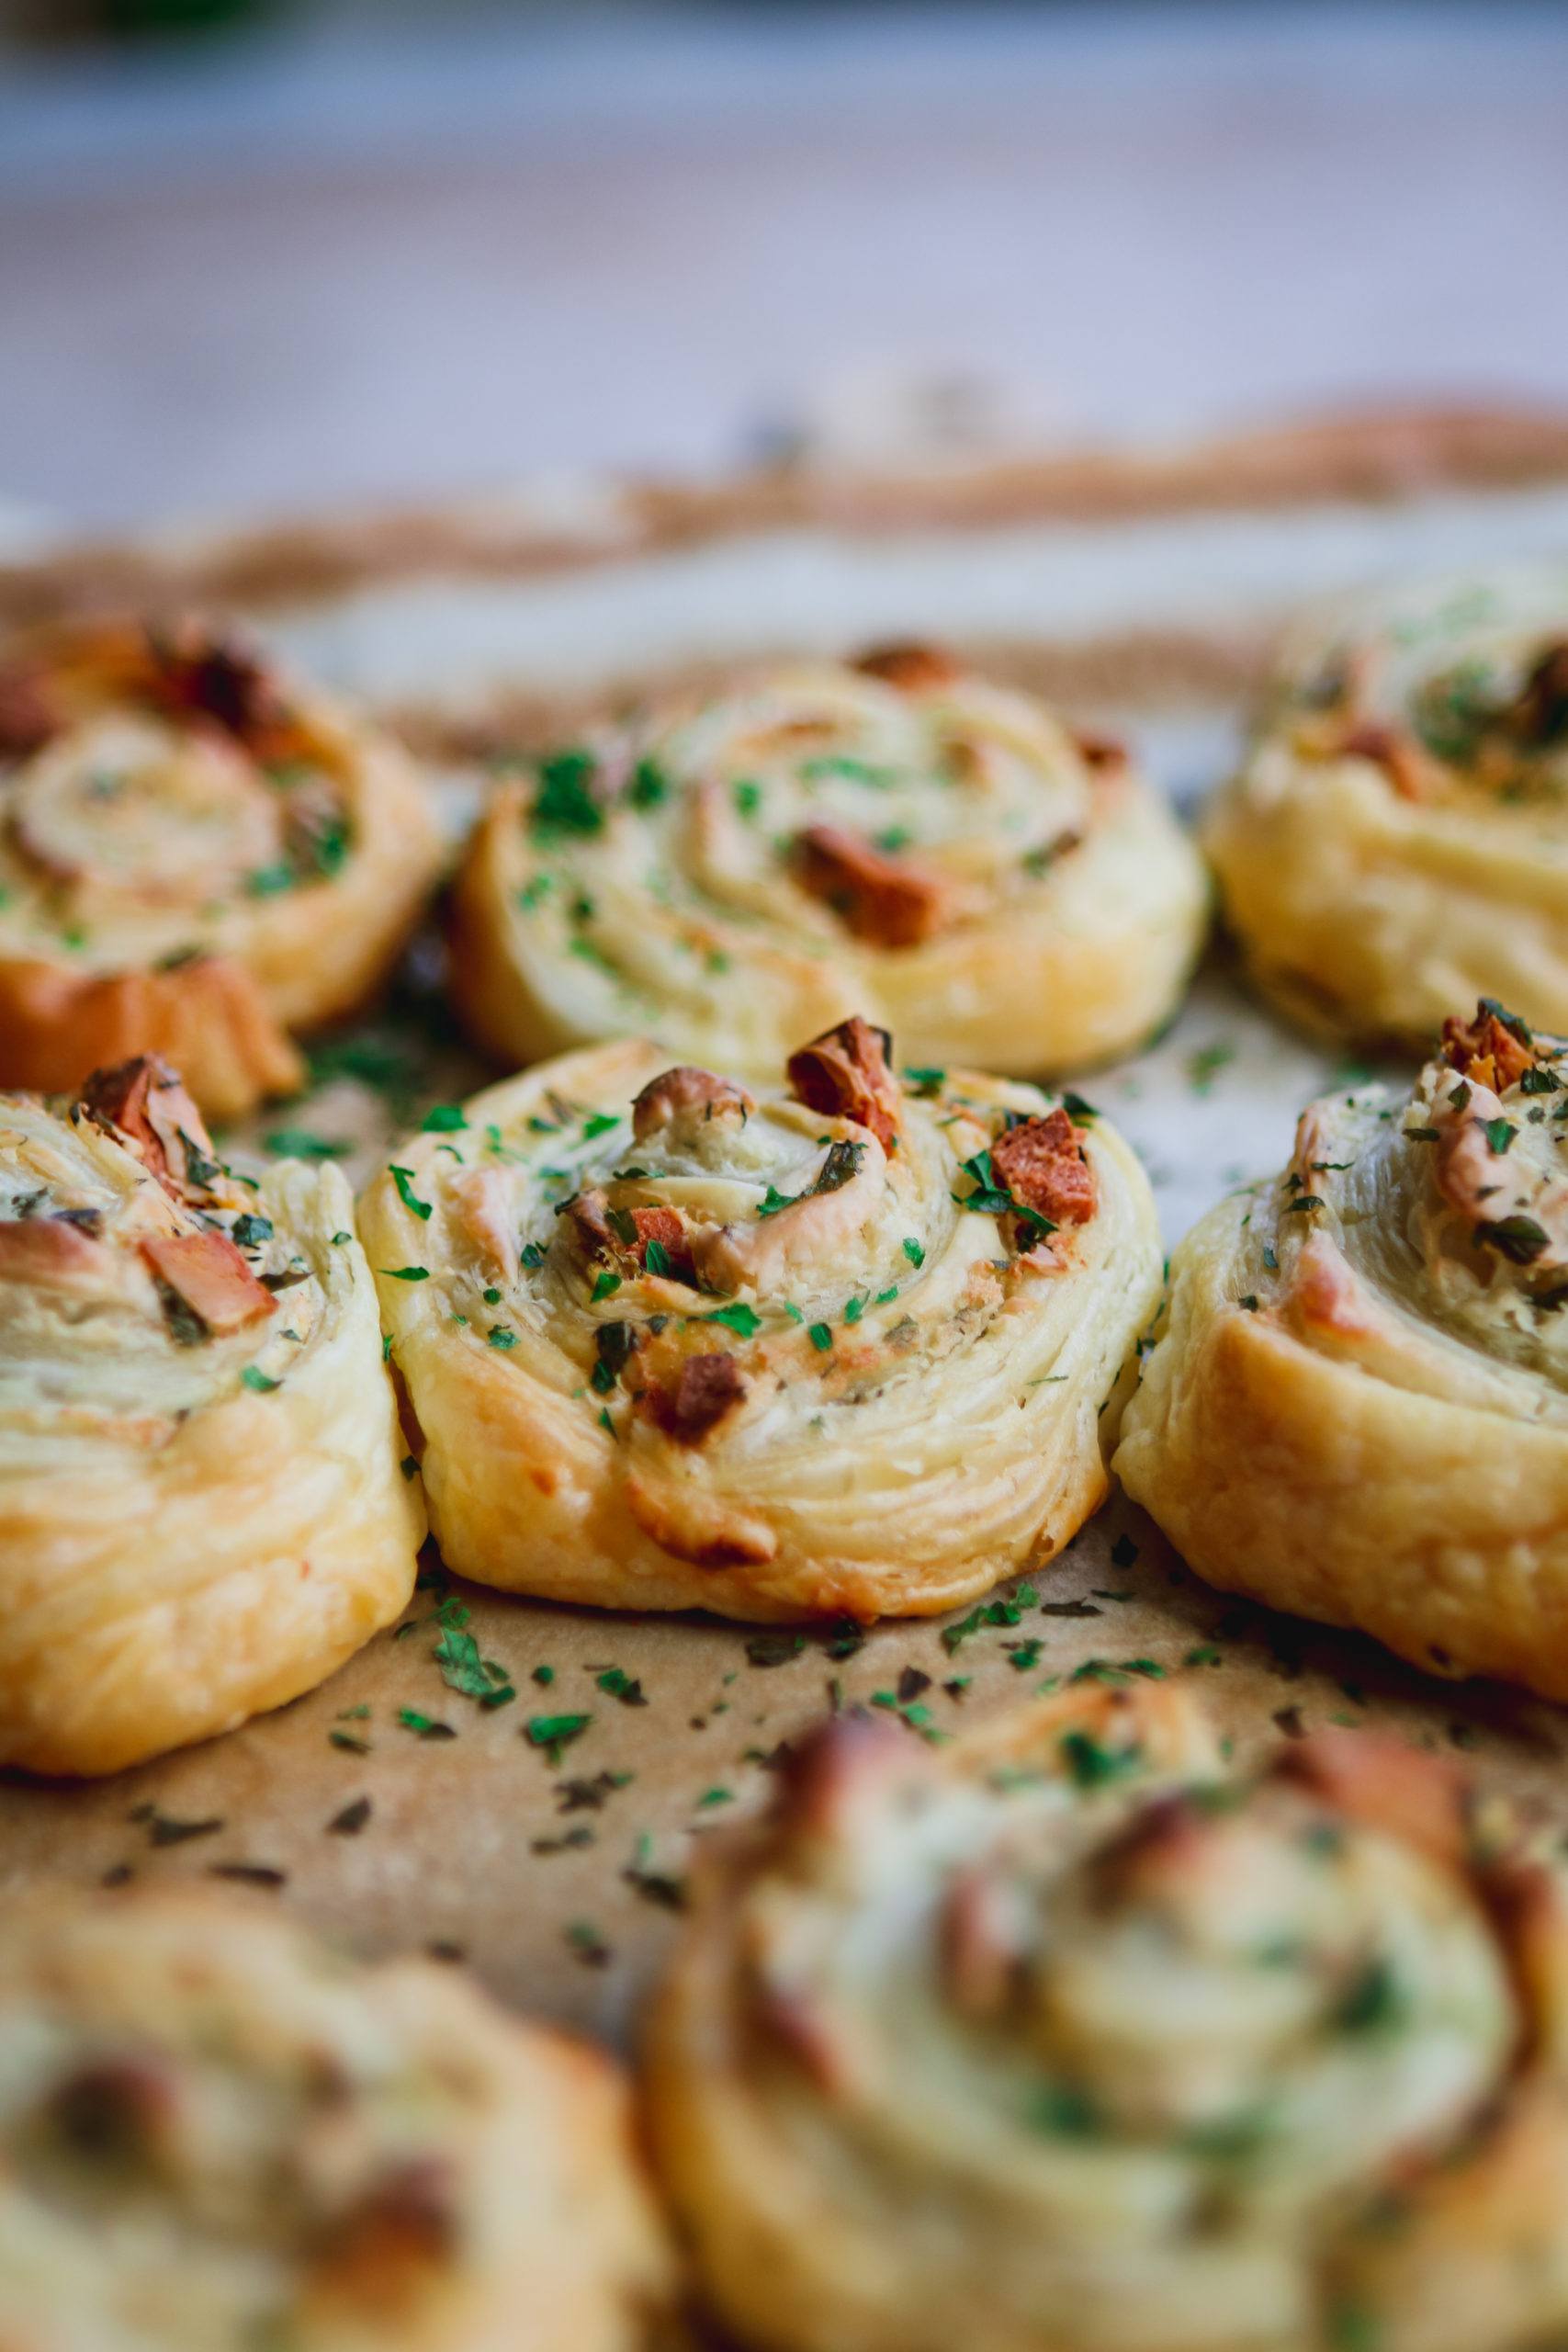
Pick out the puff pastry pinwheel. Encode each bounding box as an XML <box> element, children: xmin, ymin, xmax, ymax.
<box><xmin>1205</xmin><ymin>564</ymin><xmax>1568</xmax><ymax>1046</ymax></box>
<box><xmin>449</xmin><ymin>646</ymin><xmax>1206</xmax><ymax>1081</ymax></box>
<box><xmin>0</xmin><ymin>616</ymin><xmax>441</xmax><ymax>1119</ymax></box>
<box><xmin>648</xmin><ymin>1679</ymin><xmax>1568</xmax><ymax>2352</ymax></box>
<box><xmin>0</xmin><ymin>1883</ymin><xmax>671</xmax><ymax>2352</ymax></box>
<box><xmin>359</xmin><ymin>1015</ymin><xmax>1161</xmax><ymax>1621</ymax></box>
<box><xmin>0</xmin><ymin>1053</ymin><xmax>423</xmax><ymax>1775</ymax></box>
<box><xmin>1115</xmin><ymin>998</ymin><xmax>1568</xmax><ymax>1701</ymax></box>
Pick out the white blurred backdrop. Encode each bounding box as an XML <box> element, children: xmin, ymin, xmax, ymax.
<box><xmin>2</xmin><ymin>1</ymin><xmax>1567</xmax><ymax>531</ymax></box>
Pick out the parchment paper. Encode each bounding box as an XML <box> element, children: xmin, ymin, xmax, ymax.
<box><xmin>4</xmin><ymin>447</ymin><xmax>1568</xmax><ymax>2052</ymax></box>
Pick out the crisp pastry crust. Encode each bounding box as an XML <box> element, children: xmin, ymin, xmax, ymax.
<box><xmin>1205</xmin><ymin>564</ymin><xmax>1568</xmax><ymax>1046</ymax></box>
<box><xmin>0</xmin><ymin>618</ymin><xmax>442</xmax><ymax>1119</ymax></box>
<box><xmin>448</xmin><ymin>650</ymin><xmax>1206</xmax><ymax>1081</ymax></box>
<box><xmin>0</xmin><ymin>1055</ymin><xmax>423</xmax><ymax>1775</ymax></box>
<box><xmin>0</xmin><ymin>1883</ymin><xmax>672</xmax><ymax>2352</ymax></box>
<box><xmin>646</xmin><ymin>1680</ymin><xmax>1568</xmax><ymax>2352</ymax></box>
<box><xmin>358</xmin><ymin>1016</ymin><xmax>1161</xmax><ymax>1622</ymax></box>
<box><xmin>1116</xmin><ymin>1000</ymin><xmax>1568</xmax><ymax>1700</ymax></box>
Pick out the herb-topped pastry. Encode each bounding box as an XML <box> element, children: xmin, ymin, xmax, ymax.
<box><xmin>1117</xmin><ymin>999</ymin><xmax>1568</xmax><ymax>1699</ymax></box>
<box><xmin>449</xmin><ymin>646</ymin><xmax>1205</xmax><ymax>1081</ymax></box>
<box><xmin>0</xmin><ymin>1884</ymin><xmax>671</xmax><ymax>2352</ymax></box>
<box><xmin>0</xmin><ymin>1055</ymin><xmax>423</xmax><ymax>1774</ymax></box>
<box><xmin>648</xmin><ymin>1682</ymin><xmax>1568</xmax><ymax>2352</ymax></box>
<box><xmin>359</xmin><ymin>1016</ymin><xmax>1160</xmax><ymax>1621</ymax></box>
<box><xmin>1206</xmin><ymin>565</ymin><xmax>1568</xmax><ymax>1046</ymax></box>
<box><xmin>0</xmin><ymin>617</ymin><xmax>442</xmax><ymax>1118</ymax></box>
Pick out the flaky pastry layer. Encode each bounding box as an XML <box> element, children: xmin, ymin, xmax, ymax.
<box><xmin>0</xmin><ymin>618</ymin><xmax>442</xmax><ymax>1118</ymax></box>
<box><xmin>0</xmin><ymin>1055</ymin><xmax>423</xmax><ymax>1774</ymax></box>
<box><xmin>361</xmin><ymin>1016</ymin><xmax>1160</xmax><ymax>1622</ymax></box>
<box><xmin>449</xmin><ymin>649</ymin><xmax>1205</xmax><ymax>1083</ymax></box>
<box><xmin>1206</xmin><ymin>565</ymin><xmax>1568</xmax><ymax>1048</ymax></box>
<box><xmin>1117</xmin><ymin>1000</ymin><xmax>1568</xmax><ymax>1699</ymax></box>
<box><xmin>0</xmin><ymin>1884</ymin><xmax>671</xmax><ymax>2352</ymax></box>
<box><xmin>649</xmin><ymin>1679</ymin><xmax>1568</xmax><ymax>2352</ymax></box>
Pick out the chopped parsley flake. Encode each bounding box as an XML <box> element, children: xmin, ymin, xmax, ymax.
<box><xmin>265</xmin><ymin>1128</ymin><xmax>347</xmax><ymax>1160</ymax></box>
<box><xmin>1478</xmin><ymin>1214</ymin><xmax>1551</xmax><ymax>1264</ymax></box>
<box><xmin>434</xmin><ymin>1622</ymin><xmax>515</xmax><ymax>1708</ymax></box>
<box><xmin>942</xmin><ymin>1586</ymin><xmax>1039</xmax><ymax>1652</ymax></box>
<box><xmin>758</xmin><ymin>1137</ymin><xmax>865</xmax><ymax>1219</ymax></box>
<box><xmin>1059</xmin><ymin>1729</ymin><xmax>1143</xmax><ymax>1790</ymax></box>
<box><xmin>1335</xmin><ymin>1958</ymin><xmax>1405</xmax><ymax>2035</ymax></box>
<box><xmin>955</xmin><ymin>1148</ymin><xmax>1054</xmax><ymax>1233</ymax></box>
<box><xmin>389</xmin><ymin>1164</ymin><xmax>433</xmax><ymax>1221</ymax></box>
<box><xmin>526</xmin><ymin>1713</ymin><xmax>592</xmax><ymax>1765</ymax></box>
<box><xmin>627</xmin><ymin>758</ymin><xmax>669</xmax><ymax>808</ymax></box>
<box><xmin>532</xmin><ymin>748</ymin><xmax>604</xmax><ymax>837</ymax></box>
<box><xmin>746</xmin><ymin>1631</ymin><xmax>807</xmax><ymax>1668</ymax></box>
<box><xmin>702</xmin><ymin>1302</ymin><xmax>762</xmax><ymax>1339</ymax></box>
<box><xmin>240</xmin><ymin>1365</ymin><xmax>281</xmax><ymax>1393</ymax></box>
<box><xmin>1029</xmin><ymin>2083</ymin><xmax>1102</xmax><ymax>2139</ymax></box>
<box><xmin>398</xmin><ymin>1709</ymin><xmax>456</xmax><ymax>1740</ymax></box>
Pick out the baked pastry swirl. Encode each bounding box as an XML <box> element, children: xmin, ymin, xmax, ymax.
<box><xmin>359</xmin><ymin>1015</ymin><xmax>1160</xmax><ymax>1621</ymax></box>
<box><xmin>0</xmin><ymin>1884</ymin><xmax>671</xmax><ymax>2351</ymax></box>
<box><xmin>0</xmin><ymin>617</ymin><xmax>442</xmax><ymax>1118</ymax></box>
<box><xmin>449</xmin><ymin>647</ymin><xmax>1206</xmax><ymax>1081</ymax></box>
<box><xmin>1116</xmin><ymin>999</ymin><xmax>1568</xmax><ymax>1700</ymax></box>
<box><xmin>1205</xmin><ymin>565</ymin><xmax>1568</xmax><ymax>1046</ymax></box>
<box><xmin>647</xmin><ymin>1680</ymin><xmax>1568</xmax><ymax>2352</ymax></box>
<box><xmin>0</xmin><ymin>1054</ymin><xmax>423</xmax><ymax>1775</ymax></box>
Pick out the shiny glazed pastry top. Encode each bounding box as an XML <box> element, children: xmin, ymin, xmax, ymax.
<box><xmin>360</xmin><ymin>1015</ymin><xmax>1161</xmax><ymax>1622</ymax></box>
<box><xmin>449</xmin><ymin>645</ymin><xmax>1206</xmax><ymax>1080</ymax></box>
<box><xmin>1205</xmin><ymin>564</ymin><xmax>1568</xmax><ymax>1046</ymax></box>
<box><xmin>0</xmin><ymin>1053</ymin><xmax>423</xmax><ymax>1775</ymax></box>
<box><xmin>647</xmin><ymin>1679</ymin><xmax>1568</xmax><ymax>2352</ymax></box>
<box><xmin>0</xmin><ymin>617</ymin><xmax>442</xmax><ymax>1117</ymax></box>
<box><xmin>1116</xmin><ymin>1000</ymin><xmax>1568</xmax><ymax>1700</ymax></box>
<box><xmin>0</xmin><ymin>1884</ymin><xmax>672</xmax><ymax>2352</ymax></box>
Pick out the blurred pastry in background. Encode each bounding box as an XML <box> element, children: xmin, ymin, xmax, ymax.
<box><xmin>1206</xmin><ymin>564</ymin><xmax>1568</xmax><ymax>1048</ymax></box>
<box><xmin>360</xmin><ymin>1014</ymin><xmax>1160</xmax><ymax>1623</ymax></box>
<box><xmin>0</xmin><ymin>618</ymin><xmax>442</xmax><ymax>1120</ymax></box>
<box><xmin>647</xmin><ymin>1679</ymin><xmax>1568</xmax><ymax>2352</ymax></box>
<box><xmin>0</xmin><ymin>1054</ymin><xmax>423</xmax><ymax>1775</ymax></box>
<box><xmin>449</xmin><ymin>646</ymin><xmax>1206</xmax><ymax>1084</ymax></box>
<box><xmin>1117</xmin><ymin>1000</ymin><xmax>1568</xmax><ymax>1701</ymax></box>
<box><xmin>0</xmin><ymin>1884</ymin><xmax>671</xmax><ymax>2351</ymax></box>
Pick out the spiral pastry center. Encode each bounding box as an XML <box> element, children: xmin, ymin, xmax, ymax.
<box><xmin>1285</xmin><ymin>574</ymin><xmax>1568</xmax><ymax>810</ymax></box>
<box><xmin>0</xmin><ymin>1057</ymin><xmax>320</xmax><ymax>1423</ymax></box>
<box><xmin>0</xmin><ymin>624</ymin><xmax>354</xmax><ymax>966</ymax></box>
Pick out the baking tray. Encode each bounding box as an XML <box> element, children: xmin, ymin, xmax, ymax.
<box><xmin>6</xmin><ymin>405</ymin><xmax>1568</xmax><ymax>2048</ymax></box>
